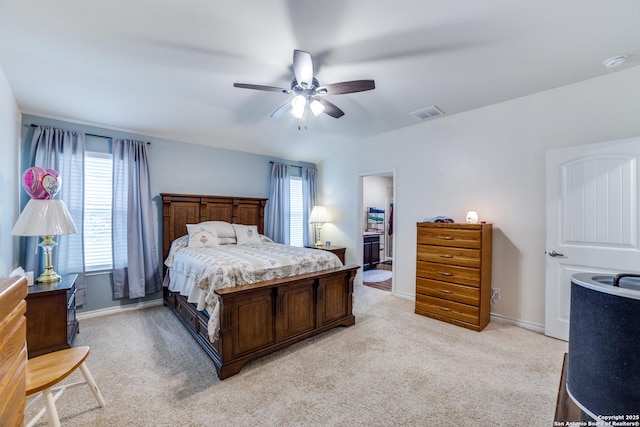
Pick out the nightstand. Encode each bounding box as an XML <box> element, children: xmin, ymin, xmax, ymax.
<box><xmin>306</xmin><ymin>245</ymin><xmax>346</xmax><ymax>264</ymax></box>
<box><xmin>26</xmin><ymin>274</ymin><xmax>79</xmax><ymax>358</ymax></box>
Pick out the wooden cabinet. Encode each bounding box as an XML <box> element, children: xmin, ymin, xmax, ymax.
<box><xmin>415</xmin><ymin>223</ymin><xmax>492</xmax><ymax>331</ymax></box>
<box><xmin>26</xmin><ymin>274</ymin><xmax>79</xmax><ymax>358</ymax></box>
<box><xmin>0</xmin><ymin>276</ymin><xmax>28</xmax><ymax>427</ymax></box>
<box><xmin>306</xmin><ymin>245</ymin><xmax>346</xmax><ymax>264</ymax></box>
<box><xmin>363</xmin><ymin>234</ymin><xmax>380</xmax><ymax>270</ymax></box>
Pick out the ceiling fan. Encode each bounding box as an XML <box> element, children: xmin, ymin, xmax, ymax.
<box><xmin>233</xmin><ymin>49</ymin><xmax>375</xmax><ymax>120</ymax></box>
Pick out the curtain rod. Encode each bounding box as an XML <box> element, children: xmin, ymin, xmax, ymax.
<box><xmin>30</xmin><ymin>124</ymin><xmax>151</xmax><ymax>145</ymax></box>
<box><xmin>269</xmin><ymin>161</ymin><xmax>316</xmax><ymax>170</ymax></box>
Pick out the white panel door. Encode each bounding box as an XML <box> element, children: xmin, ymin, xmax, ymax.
<box><xmin>545</xmin><ymin>137</ymin><xmax>640</xmax><ymax>340</ymax></box>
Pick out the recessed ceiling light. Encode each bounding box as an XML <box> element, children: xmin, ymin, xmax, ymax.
<box><xmin>603</xmin><ymin>55</ymin><xmax>628</xmax><ymax>68</ymax></box>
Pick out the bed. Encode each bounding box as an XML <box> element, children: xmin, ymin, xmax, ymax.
<box><xmin>161</xmin><ymin>193</ymin><xmax>358</xmax><ymax>379</ymax></box>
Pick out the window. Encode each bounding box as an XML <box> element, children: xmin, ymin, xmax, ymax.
<box><xmin>289</xmin><ymin>176</ymin><xmax>303</xmax><ymax>247</ymax></box>
<box><xmin>84</xmin><ymin>151</ymin><xmax>113</xmax><ymax>271</ymax></box>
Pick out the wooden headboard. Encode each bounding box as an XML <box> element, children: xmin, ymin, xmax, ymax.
<box><xmin>161</xmin><ymin>193</ymin><xmax>268</xmax><ymax>261</ymax></box>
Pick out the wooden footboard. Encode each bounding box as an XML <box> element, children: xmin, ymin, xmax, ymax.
<box><xmin>163</xmin><ymin>265</ymin><xmax>358</xmax><ymax>379</ymax></box>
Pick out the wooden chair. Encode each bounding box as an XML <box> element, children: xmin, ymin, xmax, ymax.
<box><xmin>25</xmin><ymin>346</ymin><xmax>105</xmax><ymax>427</ymax></box>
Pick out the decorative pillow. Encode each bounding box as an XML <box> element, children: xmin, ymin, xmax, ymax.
<box><xmin>196</xmin><ymin>221</ymin><xmax>235</xmax><ymax>238</ymax></box>
<box><xmin>232</xmin><ymin>224</ymin><xmax>261</xmax><ymax>245</ymax></box>
<box><xmin>186</xmin><ymin>223</ymin><xmax>219</xmax><ymax>248</ymax></box>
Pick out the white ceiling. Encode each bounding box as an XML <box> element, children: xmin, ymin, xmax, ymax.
<box><xmin>1</xmin><ymin>0</ymin><xmax>639</xmax><ymax>163</ymax></box>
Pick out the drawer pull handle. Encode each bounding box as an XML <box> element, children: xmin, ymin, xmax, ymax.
<box><xmin>438</xmin><ymin>307</ymin><xmax>451</xmax><ymax>312</ymax></box>
<box><xmin>439</xmin><ymin>254</ymin><xmax>453</xmax><ymax>258</ymax></box>
<box><xmin>438</xmin><ymin>289</ymin><xmax>452</xmax><ymax>294</ymax></box>
<box><xmin>438</xmin><ymin>272</ymin><xmax>453</xmax><ymax>276</ymax></box>
<box><xmin>438</xmin><ymin>236</ymin><xmax>454</xmax><ymax>240</ymax></box>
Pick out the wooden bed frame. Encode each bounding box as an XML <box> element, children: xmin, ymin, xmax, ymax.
<box><xmin>161</xmin><ymin>193</ymin><xmax>358</xmax><ymax>379</ymax></box>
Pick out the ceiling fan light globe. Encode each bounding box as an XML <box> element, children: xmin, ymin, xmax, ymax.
<box><xmin>310</xmin><ymin>99</ymin><xmax>325</xmax><ymax>116</ymax></box>
<box><xmin>291</xmin><ymin>95</ymin><xmax>306</xmax><ymax>118</ymax></box>
<box><xmin>291</xmin><ymin>95</ymin><xmax>306</xmax><ymax>109</ymax></box>
<box><xmin>291</xmin><ymin>107</ymin><xmax>305</xmax><ymax>119</ymax></box>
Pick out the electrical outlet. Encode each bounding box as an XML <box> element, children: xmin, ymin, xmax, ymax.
<box><xmin>491</xmin><ymin>288</ymin><xmax>501</xmax><ymax>300</ymax></box>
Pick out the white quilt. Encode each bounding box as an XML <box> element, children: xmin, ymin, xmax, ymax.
<box><xmin>166</xmin><ymin>239</ymin><xmax>342</xmax><ymax>341</ymax></box>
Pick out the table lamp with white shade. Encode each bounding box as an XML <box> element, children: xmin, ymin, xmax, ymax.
<box><xmin>12</xmin><ymin>199</ymin><xmax>78</xmax><ymax>283</ymax></box>
<box><xmin>309</xmin><ymin>205</ymin><xmax>330</xmax><ymax>247</ymax></box>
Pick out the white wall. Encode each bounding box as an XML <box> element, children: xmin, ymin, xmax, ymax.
<box><xmin>320</xmin><ymin>65</ymin><xmax>640</xmax><ymax>329</ymax></box>
<box><xmin>0</xmin><ymin>65</ymin><xmax>20</xmax><ymax>278</ymax></box>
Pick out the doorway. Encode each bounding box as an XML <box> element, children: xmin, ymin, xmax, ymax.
<box><xmin>360</xmin><ymin>172</ymin><xmax>395</xmax><ymax>292</ymax></box>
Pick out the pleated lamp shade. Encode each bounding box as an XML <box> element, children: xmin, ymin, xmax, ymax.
<box><xmin>309</xmin><ymin>206</ymin><xmax>330</xmax><ymax>224</ymax></box>
<box><xmin>12</xmin><ymin>199</ymin><xmax>78</xmax><ymax>283</ymax></box>
<box><xmin>12</xmin><ymin>199</ymin><xmax>78</xmax><ymax>236</ymax></box>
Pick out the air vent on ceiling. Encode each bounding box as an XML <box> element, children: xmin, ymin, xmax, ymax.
<box><xmin>410</xmin><ymin>105</ymin><xmax>445</xmax><ymax>121</ymax></box>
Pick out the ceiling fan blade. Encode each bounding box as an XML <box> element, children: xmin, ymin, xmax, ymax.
<box><xmin>270</xmin><ymin>101</ymin><xmax>293</xmax><ymax>118</ymax></box>
<box><xmin>317</xmin><ymin>80</ymin><xmax>375</xmax><ymax>95</ymax></box>
<box><xmin>233</xmin><ymin>83</ymin><xmax>291</xmax><ymax>94</ymax></box>
<box><xmin>293</xmin><ymin>50</ymin><xmax>314</xmax><ymax>89</ymax></box>
<box><xmin>315</xmin><ymin>98</ymin><xmax>345</xmax><ymax>118</ymax></box>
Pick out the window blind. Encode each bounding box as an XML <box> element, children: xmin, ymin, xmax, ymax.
<box><xmin>84</xmin><ymin>151</ymin><xmax>113</xmax><ymax>271</ymax></box>
<box><xmin>290</xmin><ymin>176</ymin><xmax>303</xmax><ymax>247</ymax></box>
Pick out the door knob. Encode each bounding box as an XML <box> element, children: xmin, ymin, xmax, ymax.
<box><xmin>548</xmin><ymin>250</ymin><xmax>565</xmax><ymax>257</ymax></box>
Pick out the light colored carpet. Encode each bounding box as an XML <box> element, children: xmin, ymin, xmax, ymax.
<box><xmin>25</xmin><ymin>283</ymin><xmax>568</xmax><ymax>426</ymax></box>
<box><xmin>363</xmin><ymin>269</ymin><xmax>393</xmax><ymax>283</ymax></box>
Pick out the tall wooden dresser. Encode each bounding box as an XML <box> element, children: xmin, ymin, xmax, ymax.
<box><xmin>0</xmin><ymin>276</ymin><xmax>28</xmax><ymax>426</ymax></box>
<box><xmin>415</xmin><ymin>222</ymin><xmax>492</xmax><ymax>331</ymax></box>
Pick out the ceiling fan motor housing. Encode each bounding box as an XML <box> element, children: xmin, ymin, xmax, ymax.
<box><xmin>291</xmin><ymin>78</ymin><xmax>320</xmax><ymax>94</ymax></box>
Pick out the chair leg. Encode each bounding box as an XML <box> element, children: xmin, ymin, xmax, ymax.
<box><xmin>79</xmin><ymin>362</ymin><xmax>106</xmax><ymax>407</ymax></box>
<box><xmin>42</xmin><ymin>388</ymin><xmax>61</xmax><ymax>427</ymax></box>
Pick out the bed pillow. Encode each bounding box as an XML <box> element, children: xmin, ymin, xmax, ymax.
<box><xmin>232</xmin><ymin>224</ymin><xmax>261</xmax><ymax>245</ymax></box>
<box><xmin>186</xmin><ymin>223</ymin><xmax>219</xmax><ymax>248</ymax></box>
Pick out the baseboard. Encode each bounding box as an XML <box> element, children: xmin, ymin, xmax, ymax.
<box><xmin>490</xmin><ymin>312</ymin><xmax>545</xmax><ymax>334</ymax></box>
<box><xmin>392</xmin><ymin>291</ymin><xmax>414</xmax><ymax>301</ymax></box>
<box><xmin>368</xmin><ymin>287</ymin><xmax>546</xmax><ymax>334</ymax></box>
<box><xmin>77</xmin><ymin>298</ymin><xmax>163</xmax><ymax>320</ymax></box>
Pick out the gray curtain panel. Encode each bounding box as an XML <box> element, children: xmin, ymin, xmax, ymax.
<box><xmin>302</xmin><ymin>167</ymin><xmax>317</xmax><ymax>247</ymax></box>
<box><xmin>112</xmin><ymin>138</ymin><xmax>162</xmax><ymax>299</ymax></box>
<box><xmin>27</xmin><ymin>126</ymin><xmax>87</xmax><ymax>305</ymax></box>
<box><xmin>265</xmin><ymin>162</ymin><xmax>290</xmax><ymax>244</ymax></box>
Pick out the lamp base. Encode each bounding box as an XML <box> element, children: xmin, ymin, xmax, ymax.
<box><xmin>37</xmin><ymin>235</ymin><xmax>62</xmax><ymax>283</ymax></box>
<box><xmin>314</xmin><ymin>223</ymin><xmax>324</xmax><ymax>247</ymax></box>
<box><xmin>36</xmin><ymin>270</ymin><xmax>61</xmax><ymax>283</ymax></box>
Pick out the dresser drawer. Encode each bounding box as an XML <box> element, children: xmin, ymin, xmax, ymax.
<box><xmin>417</xmin><ymin>245</ymin><xmax>480</xmax><ymax>268</ymax></box>
<box><xmin>415</xmin><ymin>294</ymin><xmax>479</xmax><ymax>326</ymax></box>
<box><xmin>417</xmin><ymin>227</ymin><xmax>481</xmax><ymax>249</ymax></box>
<box><xmin>416</xmin><ymin>261</ymin><xmax>480</xmax><ymax>287</ymax></box>
<box><xmin>416</xmin><ymin>277</ymin><xmax>480</xmax><ymax>306</ymax></box>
